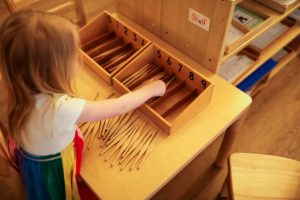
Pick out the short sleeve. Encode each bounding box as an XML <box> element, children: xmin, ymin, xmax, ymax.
<box><xmin>53</xmin><ymin>94</ymin><xmax>86</xmax><ymax>135</ymax></box>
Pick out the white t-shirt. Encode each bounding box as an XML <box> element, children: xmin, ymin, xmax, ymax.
<box><xmin>20</xmin><ymin>93</ymin><xmax>86</xmax><ymax>155</ymax></box>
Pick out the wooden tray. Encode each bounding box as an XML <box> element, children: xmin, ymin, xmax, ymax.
<box><xmin>113</xmin><ymin>44</ymin><xmax>214</xmax><ymax>135</ymax></box>
<box><xmin>79</xmin><ymin>11</ymin><xmax>150</xmax><ymax>85</ymax></box>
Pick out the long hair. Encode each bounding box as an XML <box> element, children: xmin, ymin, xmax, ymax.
<box><xmin>0</xmin><ymin>9</ymin><xmax>79</xmax><ymax>144</ymax></box>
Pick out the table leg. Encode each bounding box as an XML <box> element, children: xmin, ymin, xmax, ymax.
<box><xmin>214</xmin><ymin>109</ymin><xmax>248</xmax><ymax>168</ymax></box>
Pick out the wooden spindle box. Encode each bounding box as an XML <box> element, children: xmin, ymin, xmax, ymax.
<box><xmin>113</xmin><ymin>44</ymin><xmax>214</xmax><ymax>134</ymax></box>
<box><xmin>79</xmin><ymin>11</ymin><xmax>150</xmax><ymax>85</ymax></box>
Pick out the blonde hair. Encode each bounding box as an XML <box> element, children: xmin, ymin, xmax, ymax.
<box><xmin>0</xmin><ymin>9</ymin><xmax>79</xmax><ymax>143</ymax></box>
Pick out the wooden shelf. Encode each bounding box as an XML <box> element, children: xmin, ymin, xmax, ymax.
<box><xmin>286</xmin><ymin>35</ymin><xmax>300</xmax><ymax>51</ymax></box>
<box><xmin>218</xmin><ymin>51</ymin><xmax>255</xmax><ymax>84</ymax></box>
<box><xmin>233</xmin><ymin>21</ymin><xmax>300</xmax><ymax>85</ymax></box>
<box><xmin>268</xmin><ymin>49</ymin><xmax>298</xmax><ymax>79</ymax></box>
<box><xmin>223</xmin><ymin>0</ymin><xmax>300</xmax><ymax>63</ymax></box>
<box><xmin>246</xmin><ymin>48</ymin><xmax>298</xmax><ymax>96</ymax></box>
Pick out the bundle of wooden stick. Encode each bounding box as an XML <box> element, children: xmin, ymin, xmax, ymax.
<box><xmin>122</xmin><ymin>63</ymin><xmax>176</xmax><ymax>90</ymax></box>
<box><xmin>80</xmin><ymin>112</ymin><xmax>159</xmax><ymax>171</ymax></box>
<box><xmin>120</xmin><ymin>62</ymin><xmax>199</xmax><ymax>118</ymax></box>
<box><xmin>79</xmin><ymin>92</ymin><xmax>159</xmax><ymax>171</ymax></box>
<box><xmin>82</xmin><ymin>31</ymin><xmax>136</xmax><ymax>73</ymax></box>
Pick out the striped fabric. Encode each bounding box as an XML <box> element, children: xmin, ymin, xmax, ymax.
<box><xmin>15</xmin><ymin>130</ymin><xmax>84</xmax><ymax>200</ymax></box>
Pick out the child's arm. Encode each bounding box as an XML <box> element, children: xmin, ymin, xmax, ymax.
<box><xmin>76</xmin><ymin>80</ymin><xmax>166</xmax><ymax>123</ymax></box>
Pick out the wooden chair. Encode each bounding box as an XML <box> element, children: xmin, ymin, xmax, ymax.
<box><xmin>4</xmin><ymin>0</ymin><xmax>86</xmax><ymax>27</ymax></box>
<box><xmin>227</xmin><ymin>153</ymin><xmax>300</xmax><ymax>200</ymax></box>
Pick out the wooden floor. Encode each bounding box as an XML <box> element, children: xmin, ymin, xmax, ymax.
<box><xmin>1</xmin><ymin>1</ymin><xmax>299</xmax><ymax>200</ymax></box>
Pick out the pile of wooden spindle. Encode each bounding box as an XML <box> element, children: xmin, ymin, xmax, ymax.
<box><xmin>82</xmin><ymin>31</ymin><xmax>136</xmax><ymax>73</ymax></box>
<box><xmin>120</xmin><ymin>63</ymin><xmax>198</xmax><ymax>118</ymax></box>
<box><xmin>79</xmin><ymin>93</ymin><xmax>159</xmax><ymax>171</ymax></box>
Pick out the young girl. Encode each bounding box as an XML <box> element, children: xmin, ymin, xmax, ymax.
<box><xmin>0</xmin><ymin>9</ymin><xmax>165</xmax><ymax>199</ymax></box>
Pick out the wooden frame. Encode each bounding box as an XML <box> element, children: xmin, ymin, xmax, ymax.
<box><xmin>219</xmin><ymin>13</ymin><xmax>300</xmax><ymax>88</ymax></box>
<box><xmin>80</xmin><ymin>11</ymin><xmax>150</xmax><ymax>85</ymax></box>
<box><xmin>4</xmin><ymin>0</ymin><xmax>87</xmax><ymax>27</ymax></box>
<box><xmin>48</xmin><ymin>0</ymin><xmax>87</xmax><ymax>26</ymax></box>
<box><xmin>247</xmin><ymin>17</ymin><xmax>297</xmax><ymax>53</ymax></box>
<box><xmin>222</xmin><ymin>0</ymin><xmax>300</xmax><ymax>63</ymax></box>
<box><xmin>113</xmin><ymin>44</ymin><xmax>214</xmax><ymax>134</ymax></box>
<box><xmin>225</xmin><ymin>0</ymin><xmax>273</xmax><ymax>55</ymax></box>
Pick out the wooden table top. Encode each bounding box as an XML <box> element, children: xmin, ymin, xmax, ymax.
<box><xmin>75</xmin><ymin>58</ymin><xmax>251</xmax><ymax>199</ymax></box>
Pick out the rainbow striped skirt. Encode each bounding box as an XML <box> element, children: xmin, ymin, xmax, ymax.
<box><xmin>15</xmin><ymin>130</ymin><xmax>84</xmax><ymax>200</ymax></box>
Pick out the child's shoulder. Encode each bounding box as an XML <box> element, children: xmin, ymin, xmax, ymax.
<box><xmin>30</xmin><ymin>93</ymin><xmax>86</xmax><ymax>133</ymax></box>
<box><xmin>35</xmin><ymin>93</ymin><xmax>75</xmax><ymax>104</ymax></box>
<box><xmin>34</xmin><ymin>93</ymin><xmax>86</xmax><ymax>114</ymax></box>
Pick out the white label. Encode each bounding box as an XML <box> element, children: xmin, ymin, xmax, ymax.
<box><xmin>188</xmin><ymin>8</ymin><xmax>210</xmax><ymax>31</ymax></box>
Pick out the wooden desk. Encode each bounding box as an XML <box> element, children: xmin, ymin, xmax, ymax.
<box><xmin>75</xmin><ymin>12</ymin><xmax>252</xmax><ymax>200</ymax></box>
<box><xmin>75</xmin><ymin>65</ymin><xmax>251</xmax><ymax>199</ymax></box>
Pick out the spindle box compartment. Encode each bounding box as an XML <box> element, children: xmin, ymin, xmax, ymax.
<box><xmin>113</xmin><ymin>44</ymin><xmax>214</xmax><ymax>135</ymax></box>
<box><xmin>79</xmin><ymin>11</ymin><xmax>150</xmax><ymax>84</ymax></box>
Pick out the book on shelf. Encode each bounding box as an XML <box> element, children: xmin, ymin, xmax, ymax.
<box><xmin>227</xmin><ymin>24</ymin><xmax>245</xmax><ymax>45</ymax></box>
<box><xmin>233</xmin><ymin>6</ymin><xmax>264</xmax><ymax>29</ymax></box>
<box><xmin>250</xmin><ymin>22</ymin><xmax>289</xmax><ymax>50</ymax></box>
<box><xmin>219</xmin><ymin>54</ymin><xmax>254</xmax><ymax>83</ymax></box>
<box><xmin>237</xmin><ymin>59</ymin><xmax>277</xmax><ymax>92</ymax></box>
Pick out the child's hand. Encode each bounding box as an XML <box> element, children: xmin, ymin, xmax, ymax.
<box><xmin>78</xmin><ymin>80</ymin><xmax>166</xmax><ymax>123</ymax></box>
<box><xmin>144</xmin><ymin>80</ymin><xmax>166</xmax><ymax>97</ymax></box>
